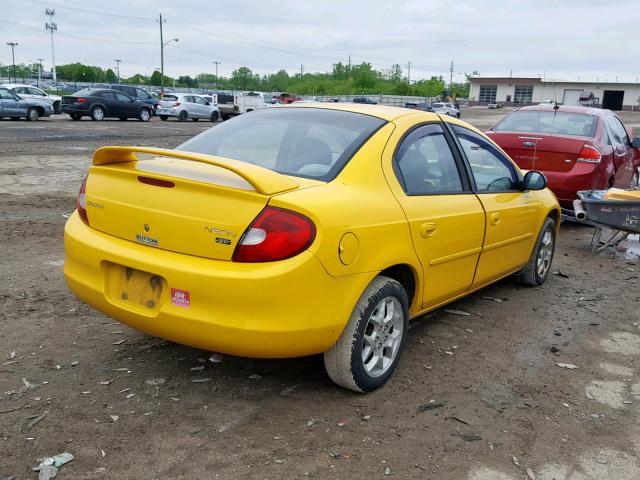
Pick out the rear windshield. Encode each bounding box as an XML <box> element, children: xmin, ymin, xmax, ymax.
<box><xmin>162</xmin><ymin>94</ymin><xmax>179</xmax><ymax>101</ymax></box>
<box><xmin>73</xmin><ymin>88</ymin><xmax>100</xmax><ymax>96</ymax></box>
<box><xmin>432</xmin><ymin>103</ymin><xmax>444</xmax><ymax>108</ymax></box>
<box><xmin>493</xmin><ymin>111</ymin><xmax>598</xmax><ymax>137</ymax></box>
<box><xmin>177</xmin><ymin>107</ymin><xmax>386</xmax><ymax>180</ymax></box>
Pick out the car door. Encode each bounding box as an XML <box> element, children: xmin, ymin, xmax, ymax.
<box><xmin>113</xmin><ymin>92</ymin><xmax>137</xmax><ymax>117</ymax></box>
<box><xmin>385</xmin><ymin>122</ymin><xmax>486</xmax><ymax>308</ymax></box>
<box><xmin>606</xmin><ymin>116</ymin><xmax>636</xmax><ymax>184</ymax></box>
<box><xmin>0</xmin><ymin>88</ymin><xmax>23</xmax><ymax>116</ymax></box>
<box><xmin>450</xmin><ymin>124</ymin><xmax>542</xmax><ymax>287</ymax></box>
<box><xmin>193</xmin><ymin>96</ymin><xmax>211</xmax><ymax>118</ymax></box>
<box><xmin>98</xmin><ymin>91</ymin><xmax>119</xmax><ymax>116</ymax></box>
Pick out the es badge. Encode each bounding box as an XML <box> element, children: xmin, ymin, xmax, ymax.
<box><xmin>171</xmin><ymin>288</ymin><xmax>191</xmax><ymax>308</ymax></box>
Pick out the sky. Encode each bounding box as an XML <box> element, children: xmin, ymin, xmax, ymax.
<box><xmin>2</xmin><ymin>0</ymin><xmax>639</xmax><ymax>83</ymax></box>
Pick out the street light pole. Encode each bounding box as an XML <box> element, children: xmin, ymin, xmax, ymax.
<box><xmin>37</xmin><ymin>58</ymin><xmax>44</xmax><ymax>86</ymax></box>
<box><xmin>213</xmin><ymin>61</ymin><xmax>220</xmax><ymax>90</ymax></box>
<box><xmin>114</xmin><ymin>59</ymin><xmax>122</xmax><ymax>83</ymax></box>
<box><xmin>6</xmin><ymin>42</ymin><xmax>18</xmax><ymax>82</ymax></box>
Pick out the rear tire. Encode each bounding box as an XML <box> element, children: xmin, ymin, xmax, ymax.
<box><xmin>192</xmin><ymin>118</ymin><xmax>199</xmax><ymax>122</ymax></box>
<box><xmin>159</xmin><ymin>115</ymin><xmax>168</xmax><ymax>121</ymax></box>
<box><xmin>221</xmin><ymin>113</ymin><xmax>230</xmax><ymax>121</ymax></box>
<box><xmin>90</xmin><ymin>106</ymin><xmax>105</xmax><ymax>121</ymax></box>
<box><xmin>178</xmin><ymin>110</ymin><xmax>188</xmax><ymax>122</ymax></box>
<box><xmin>26</xmin><ymin>108</ymin><xmax>39</xmax><ymax>121</ymax></box>
<box><xmin>69</xmin><ymin>114</ymin><xmax>81</xmax><ymax>121</ymax></box>
<box><xmin>53</xmin><ymin>101</ymin><xmax>61</xmax><ymax>114</ymax></box>
<box><xmin>324</xmin><ymin>276</ymin><xmax>408</xmax><ymax>392</ymax></box>
<box><xmin>515</xmin><ymin>217</ymin><xmax>556</xmax><ymax>286</ymax></box>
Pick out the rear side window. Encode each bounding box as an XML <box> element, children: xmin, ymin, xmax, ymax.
<box><xmin>395</xmin><ymin>124</ymin><xmax>463</xmax><ymax>194</ymax></box>
<box><xmin>453</xmin><ymin>126</ymin><xmax>519</xmax><ymax>192</ymax></box>
<box><xmin>493</xmin><ymin>111</ymin><xmax>597</xmax><ymax>137</ymax></box>
<box><xmin>178</xmin><ymin>107</ymin><xmax>386</xmax><ymax>180</ymax></box>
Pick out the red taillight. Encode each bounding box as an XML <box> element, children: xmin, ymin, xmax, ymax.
<box><xmin>77</xmin><ymin>176</ymin><xmax>89</xmax><ymax>225</ymax></box>
<box><xmin>76</xmin><ymin>97</ymin><xmax>87</xmax><ymax>104</ymax></box>
<box><xmin>232</xmin><ymin>206</ymin><xmax>316</xmax><ymax>262</ymax></box>
<box><xmin>577</xmin><ymin>144</ymin><xmax>601</xmax><ymax>164</ymax></box>
<box><xmin>173</xmin><ymin>102</ymin><xmax>181</xmax><ymax>107</ymax></box>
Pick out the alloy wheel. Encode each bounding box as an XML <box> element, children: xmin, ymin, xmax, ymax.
<box><xmin>361</xmin><ymin>297</ymin><xmax>403</xmax><ymax>378</ymax></box>
<box><xmin>536</xmin><ymin>229</ymin><xmax>554</xmax><ymax>277</ymax></box>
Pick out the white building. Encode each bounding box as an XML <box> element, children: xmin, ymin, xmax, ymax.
<box><xmin>469</xmin><ymin>77</ymin><xmax>640</xmax><ymax>111</ymax></box>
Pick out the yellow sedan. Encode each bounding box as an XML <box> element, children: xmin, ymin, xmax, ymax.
<box><xmin>64</xmin><ymin>103</ymin><xmax>560</xmax><ymax>392</ymax></box>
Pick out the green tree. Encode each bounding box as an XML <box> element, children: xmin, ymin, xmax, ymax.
<box><xmin>231</xmin><ymin>66</ymin><xmax>257</xmax><ymax>90</ymax></box>
<box><xmin>105</xmin><ymin>68</ymin><xmax>117</xmax><ymax>83</ymax></box>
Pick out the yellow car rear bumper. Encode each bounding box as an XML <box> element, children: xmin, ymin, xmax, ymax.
<box><xmin>64</xmin><ymin>212</ymin><xmax>370</xmax><ymax>358</ymax></box>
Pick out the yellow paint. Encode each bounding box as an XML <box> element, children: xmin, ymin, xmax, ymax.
<box><xmin>64</xmin><ymin>104</ymin><xmax>560</xmax><ymax>358</ymax></box>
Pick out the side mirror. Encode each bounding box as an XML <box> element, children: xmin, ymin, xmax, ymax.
<box><xmin>632</xmin><ymin>137</ymin><xmax>640</xmax><ymax>148</ymax></box>
<box><xmin>522</xmin><ymin>171</ymin><xmax>547</xmax><ymax>191</ymax></box>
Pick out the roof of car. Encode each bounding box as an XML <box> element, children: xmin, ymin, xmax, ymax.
<box><xmin>280</xmin><ymin>102</ymin><xmax>422</xmax><ymax>121</ymax></box>
<box><xmin>516</xmin><ymin>104</ymin><xmax>608</xmax><ymax>116</ymax></box>
<box><xmin>1</xmin><ymin>83</ymin><xmax>39</xmax><ymax>89</ymax></box>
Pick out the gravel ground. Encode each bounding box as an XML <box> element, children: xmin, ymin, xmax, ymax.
<box><xmin>1</xmin><ymin>109</ymin><xmax>640</xmax><ymax>479</ymax></box>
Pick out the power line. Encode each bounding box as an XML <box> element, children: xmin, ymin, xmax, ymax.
<box><xmin>25</xmin><ymin>0</ymin><xmax>153</xmax><ymax>21</ymax></box>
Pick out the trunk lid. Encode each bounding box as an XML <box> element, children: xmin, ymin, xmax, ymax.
<box><xmin>83</xmin><ymin>147</ymin><xmax>314</xmax><ymax>261</ymax></box>
<box><xmin>486</xmin><ymin>131</ymin><xmax>589</xmax><ymax>173</ymax></box>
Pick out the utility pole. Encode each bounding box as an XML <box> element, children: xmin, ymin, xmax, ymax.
<box><xmin>348</xmin><ymin>54</ymin><xmax>351</xmax><ymax>71</ymax></box>
<box><xmin>212</xmin><ymin>61</ymin><xmax>220</xmax><ymax>90</ymax></box>
<box><xmin>158</xmin><ymin>13</ymin><xmax>178</xmax><ymax>97</ymax></box>
<box><xmin>37</xmin><ymin>58</ymin><xmax>43</xmax><ymax>86</ymax></box>
<box><xmin>300</xmin><ymin>64</ymin><xmax>304</xmax><ymax>77</ymax></box>
<box><xmin>449</xmin><ymin>60</ymin><xmax>454</xmax><ymax>95</ymax></box>
<box><xmin>114</xmin><ymin>59</ymin><xmax>122</xmax><ymax>83</ymax></box>
<box><xmin>159</xmin><ymin>13</ymin><xmax>164</xmax><ymax>96</ymax></box>
<box><xmin>407</xmin><ymin>61</ymin><xmax>411</xmax><ymax>84</ymax></box>
<box><xmin>6</xmin><ymin>43</ymin><xmax>18</xmax><ymax>82</ymax></box>
<box><xmin>45</xmin><ymin>9</ymin><xmax>57</xmax><ymax>85</ymax></box>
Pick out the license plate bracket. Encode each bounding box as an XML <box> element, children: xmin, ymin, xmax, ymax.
<box><xmin>105</xmin><ymin>263</ymin><xmax>165</xmax><ymax>312</ymax></box>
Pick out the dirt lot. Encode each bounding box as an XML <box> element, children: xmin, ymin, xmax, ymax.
<box><xmin>2</xmin><ymin>109</ymin><xmax>640</xmax><ymax>479</ymax></box>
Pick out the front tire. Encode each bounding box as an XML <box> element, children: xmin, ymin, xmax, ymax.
<box><xmin>138</xmin><ymin>108</ymin><xmax>151</xmax><ymax>122</ymax></box>
<box><xmin>324</xmin><ymin>276</ymin><xmax>408</xmax><ymax>392</ymax></box>
<box><xmin>515</xmin><ymin>217</ymin><xmax>556</xmax><ymax>286</ymax></box>
<box><xmin>26</xmin><ymin>108</ymin><xmax>39</xmax><ymax>121</ymax></box>
<box><xmin>69</xmin><ymin>114</ymin><xmax>81</xmax><ymax>121</ymax></box>
<box><xmin>210</xmin><ymin>111</ymin><xmax>219</xmax><ymax>122</ymax></box>
<box><xmin>178</xmin><ymin>110</ymin><xmax>188</xmax><ymax>122</ymax></box>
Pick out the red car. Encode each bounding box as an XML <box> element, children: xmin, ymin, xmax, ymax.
<box><xmin>485</xmin><ymin>105</ymin><xmax>640</xmax><ymax>208</ymax></box>
<box><xmin>274</xmin><ymin>93</ymin><xmax>302</xmax><ymax>104</ymax></box>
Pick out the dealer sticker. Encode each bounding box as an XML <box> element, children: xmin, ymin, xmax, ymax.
<box><xmin>171</xmin><ymin>288</ymin><xmax>191</xmax><ymax>308</ymax></box>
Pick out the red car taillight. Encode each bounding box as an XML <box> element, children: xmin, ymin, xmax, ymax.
<box><xmin>577</xmin><ymin>144</ymin><xmax>602</xmax><ymax>164</ymax></box>
<box><xmin>76</xmin><ymin>97</ymin><xmax>87</xmax><ymax>104</ymax></box>
<box><xmin>232</xmin><ymin>206</ymin><xmax>316</xmax><ymax>262</ymax></box>
<box><xmin>77</xmin><ymin>176</ymin><xmax>89</xmax><ymax>225</ymax></box>
<box><xmin>173</xmin><ymin>102</ymin><xmax>181</xmax><ymax>107</ymax></box>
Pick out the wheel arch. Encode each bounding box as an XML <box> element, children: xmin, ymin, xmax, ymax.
<box><xmin>379</xmin><ymin>263</ymin><xmax>419</xmax><ymax>311</ymax></box>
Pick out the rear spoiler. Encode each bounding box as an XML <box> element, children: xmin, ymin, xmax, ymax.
<box><xmin>93</xmin><ymin>146</ymin><xmax>299</xmax><ymax>195</ymax></box>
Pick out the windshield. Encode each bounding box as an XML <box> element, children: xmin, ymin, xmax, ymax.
<box><xmin>177</xmin><ymin>107</ymin><xmax>386</xmax><ymax>180</ymax></box>
<box><xmin>162</xmin><ymin>95</ymin><xmax>179</xmax><ymax>101</ymax></box>
<box><xmin>493</xmin><ymin>111</ymin><xmax>598</xmax><ymax>137</ymax></box>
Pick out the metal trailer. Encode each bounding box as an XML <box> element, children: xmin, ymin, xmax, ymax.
<box><xmin>574</xmin><ymin>190</ymin><xmax>640</xmax><ymax>252</ymax></box>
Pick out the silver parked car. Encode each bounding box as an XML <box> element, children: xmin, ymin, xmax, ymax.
<box><xmin>1</xmin><ymin>83</ymin><xmax>62</xmax><ymax>113</ymax></box>
<box><xmin>157</xmin><ymin>93</ymin><xmax>220</xmax><ymax>122</ymax></box>
<box><xmin>0</xmin><ymin>86</ymin><xmax>54</xmax><ymax>120</ymax></box>
<box><xmin>431</xmin><ymin>102</ymin><xmax>460</xmax><ymax>118</ymax></box>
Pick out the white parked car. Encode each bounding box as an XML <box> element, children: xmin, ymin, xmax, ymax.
<box><xmin>431</xmin><ymin>102</ymin><xmax>460</xmax><ymax>118</ymax></box>
<box><xmin>157</xmin><ymin>93</ymin><xmax>220</xmax><ymax>122</ymax></box>
<box><xmin>1</xmin><ymin>83</ymin><xmax>62</xmax><ymax>113</ymax></box>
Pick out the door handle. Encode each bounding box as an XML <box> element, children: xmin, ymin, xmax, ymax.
<box><xmin>489</xmin><ymin>212</ymin><xmax>501</xmax><ymax>226</ymax></box>
<box><xmin>420</xmin><ymin>222</ymin><xmax>437</xmax><ymax>238</ymax></box>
